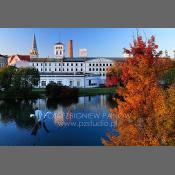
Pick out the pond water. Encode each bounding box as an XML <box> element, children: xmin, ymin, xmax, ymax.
<box><xmin>0</xmin><ymin>95</ymin><xmax>118</xmax><ymax>146</ymax></box>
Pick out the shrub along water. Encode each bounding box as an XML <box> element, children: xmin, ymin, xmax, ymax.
<box><xmin>46</xmin><ymin>83</ymin><xmax>79</xmax><ymax>99</ymax></box>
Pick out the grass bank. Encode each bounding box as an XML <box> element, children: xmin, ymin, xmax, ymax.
<box><xmin>78</xmin><ymin>87</ymin><xmax>116</xmax><ymax>96</ymax></box>
<box><xmin>32</xmin><ymin>87</ymin><xmax>116</xmax><ymax>97</ymax></box>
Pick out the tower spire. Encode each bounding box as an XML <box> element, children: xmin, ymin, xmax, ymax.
<box><xmin>33</xmin><ymin>34</ymin><xmax>37</xmax><ymax>50</ymax></box>
<box><xmin>30</xmin><ymin>34</ymin><xmax>39</xmax><ymax>58</ymax></box>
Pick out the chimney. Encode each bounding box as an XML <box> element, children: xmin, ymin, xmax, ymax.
<box><xmin>68</xmin><ymin>40</ymin><xmax>73</xmax><ymax>58</ymax></box>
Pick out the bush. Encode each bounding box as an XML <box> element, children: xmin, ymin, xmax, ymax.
<box><xmin>46</xmin><ymin>83</ymin><xmax>79</xmax><ymax>99</ymax></box>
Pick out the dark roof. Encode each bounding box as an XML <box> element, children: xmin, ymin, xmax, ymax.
<box><xmin>40</xmin><ymin>72</ymin><xmax>100</xmax><ymax>77</ymax></box>
<box><xmin>30</xmin><ymin>57</ymin><xmax>125</xmax><ymax>62</ymax></box>
<box><xmin>0</xmin><ymin>54</ymin><xmax>8</xmax><ymax>58</ymax></box>
<box><xmin>63</xmin><ymin>57</ymin><xmax>125</xmax><ymax>62</ymax></box>
<box><xmin>54</xmin><ymin>42</ymin><xmax>64</xmax><ymax>45</ymax></box>
<box><xmin>30</xmin><ymin>58</ymin><xmax>59</xmax><ymax>62</ymax></box>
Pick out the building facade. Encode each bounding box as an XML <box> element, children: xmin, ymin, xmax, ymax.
<box><xmin>8</xmin><ymin>34</ymin><xmax>125</xmax><ymax>88</ymax></box>
<box><xmin>29</xmin><ymin>57</ymin><xmax>121</xmax><ymax>88</ymax></box>
<box><xmin>0</xmin><ymin>55</ymin><xmax>8</xmax><ymax>68</ymax></box>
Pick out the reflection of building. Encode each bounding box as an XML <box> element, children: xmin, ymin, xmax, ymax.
<box><xmin>7</xmin><ymin>34</ymin><xmax>125</xmax><ymax>88</ymax></box>
<box><xmin>0</xmin><ymin>54</ymin><xmax>8</xmax><ymax>68</ymax></box>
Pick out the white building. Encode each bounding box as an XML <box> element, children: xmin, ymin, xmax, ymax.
<box><xmin>80</xmin><ymin>48</ymin><xmax>88</xmax><ymax>57</ymax></box>
<box><xmin>8</xmin><ymin>34</ymin><xmax>125</xmax><ymax>88</ymax></box>
<box><xmin>0</xmin><ymin>55</ymin><xmax>8</xmax><ymax>68</ymax></box>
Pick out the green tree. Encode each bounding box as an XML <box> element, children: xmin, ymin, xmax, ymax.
<box><xmin>0</xmin><ymin>66</ymin><xmax>16</xmax><ymax>90</ymax></box>
<box><xmin>0</xmin><ymin>66</ymin><xmax>40</xmax><ymax>98</ymax></box>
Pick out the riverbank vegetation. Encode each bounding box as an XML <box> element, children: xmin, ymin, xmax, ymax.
<box><xmin>0</xmin><ymin>66</ymin><xmax>40</xmax><ymax>99</ymax></box>
<box><xmin>32</xmin><ymin>87</ymin><xmax>117</xmax><ymax>97</ymax></box>
<box><xmin>46</xmin><ymin>83</ymin><xmax>79</xmax><ymax>99</ymax></box>
<box><xmin>103</xmin><ymin>35</ymin><xmax>175</xmax><ymax>146</ymax></box>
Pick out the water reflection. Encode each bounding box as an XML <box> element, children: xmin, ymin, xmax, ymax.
<box><xmin>0</xmin><ymin>95</ymin><xmax>116</xmax><ymax>146</ymax></box>
<box><xmin>0</xmin><ymin>100</ymin><xmax>35</xmax><ymax>128</ymax></box>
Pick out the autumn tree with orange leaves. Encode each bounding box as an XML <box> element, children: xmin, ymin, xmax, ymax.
<box><xmin>105</xmin><ymin>62</ymin><xmax>122</xmax><ymax>87</ymax></box>
<box><xmin>103</xmin><ymin>35</ymin><xmax>175</xmax><ymax>146</ymax></box>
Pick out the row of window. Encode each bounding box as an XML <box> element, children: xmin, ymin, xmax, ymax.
<box><xmin>38</xmin><ymin>67</ymin><xmax>107</xmax><ymax>72</ymax></box>
<box><xmin>55</xmin><ymin>46</ymin><xmax>63</xmax><ymax>49</ymax></box>
<box><xmin>0</xmin><ymin>63</ymin><xmax>5</xmax><ymax>68</ymax></box>
<box><xmin>41</xmin><ymin>80</ymin><xmax>81</xmax><ymax>87</ymax></box>
<box><xmin>40</xmin><ymin>68</ymin><xmax>84</xmax><ymax>72</ymax></box>
<box><xmin>32</xmin><ymin>62</ymin><xmax>112</xmax><ymax>67</ymax></box>
<box><xmin>89</xmin><ymin>68</ymin><xmax>107</xmax><ymax>71</ymax></box>
<box><xmin>89</xmin><ymin>63</ymin><xmax>112</xmax><ymax>67</ymax></box>
<box><xmin>33</xmin><ymin>62</ymin><xmax>84</xmax><ymax>67</ymax></box>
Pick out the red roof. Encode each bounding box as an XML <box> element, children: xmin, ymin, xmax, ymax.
<box><xmin>17</xmin><ymin>55</ymin><xmax>30</xmax><ymax>61</ymax></box>
<box><xmin>8</xmin><ymin>54</ymin><xmax>30</xmax><ymax>65</ymax></box>
<box><xmin>8</xmin><ymin>55</ymin><xmax>15</xmax><ymax>64</ymax></box>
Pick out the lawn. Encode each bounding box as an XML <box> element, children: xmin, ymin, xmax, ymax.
<box><xmin>78</xmin><ymin>87</ymin><xmax>116</xmax><ymax>96</ymax></box>
<box><xmin>32</xmin><ymin>87</ymin><xmax>117</xmax><ymax>96</ymax></box>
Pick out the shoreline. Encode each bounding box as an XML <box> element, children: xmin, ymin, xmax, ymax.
<box><xmin>0</xmin><ymin>87</ymin><xmax>117</xmax><ymax>100</ymax></box>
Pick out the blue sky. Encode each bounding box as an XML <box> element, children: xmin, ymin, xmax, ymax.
<box><xmin>0</xmin><ymin>28</ymin><xmax>175</xmax><ymax>57</ymax></box>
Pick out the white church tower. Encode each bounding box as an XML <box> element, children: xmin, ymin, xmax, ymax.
<box><xmin>54</xmin><ymin>42</ymin><xmax>64</xmax><ymax>59</ymax></box>
<box><xmin>30</xmin><ymin>34</ymin><xmax>39</xmax><ymax>58</ymax></box>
